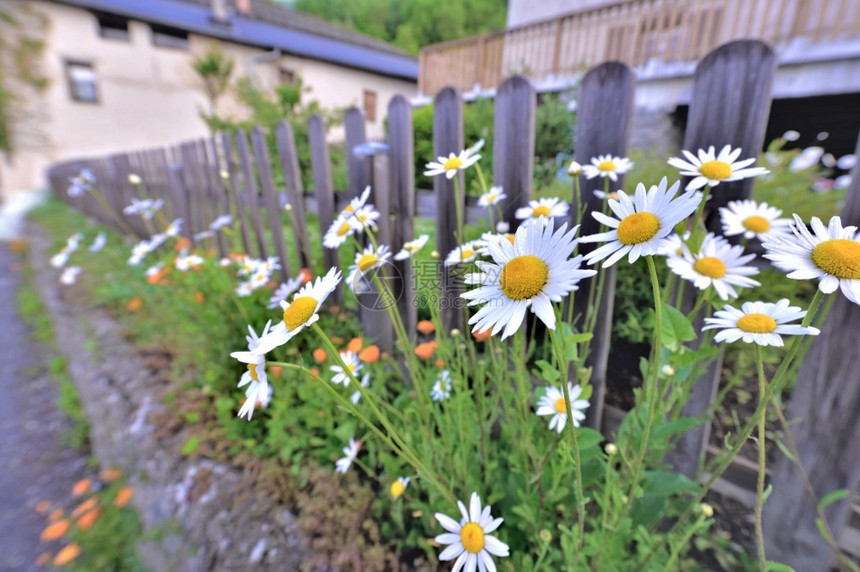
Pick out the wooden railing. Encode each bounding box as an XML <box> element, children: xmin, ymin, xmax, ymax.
<box><xmin>419</xmin><ymin>0</ymin><xmax>860</xmax><ymax>94</ymax></box>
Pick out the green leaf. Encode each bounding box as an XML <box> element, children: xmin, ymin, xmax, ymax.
<box><xmin>672</xmin><ymin>345</ymin><xmax>719</xmax><ymax>369</ymax></box>
<box><xmin>181</xmin><ymin>435</ymin><xmax>200</xmax><ymax>455</ymax></box>
<box><xmin>630</xmin><ymin>494</ymin><xmax>667</xmax><ymax>528</ymax></box>
<box><xmin>641</xmin><ymin>471</ymin><xmax>699</xmax><ymax>496</ymax></box>
<box><xmin>575</xmin><ymin>428</ymin><xmax>604</xmax><ymax>451</ymax></box>
<box><xmin>817</xmin><ymin>489</ymin><xmax>849</xmax><ymax>512</ymax></box>
<box><xmin>565</xmin><ymin>332</ymin><xmax>593</xmax><ymax>345</ymax></box>
<box><xmin>653</xmin><ymin>417</ymin><xmax>707</xmax><ymax>440</ymax></box>
<box><xmin>775</xmin><ymin>439</ymin><xmax>797</xmax><ymax>462</ymax></box>
<box><xmin>535</xmin><ymin>360</ymin><xmax>561</xmax><ymax>383</ymax></box>
<box><xmin>765</xmin><ymin>561</ymin><xmax>796</xmax><ymax>572</ymax></box>
<box><xmin>661</xmin><ymin>303</ymin><xmax>696</xmax><ymax>350</ymax></box>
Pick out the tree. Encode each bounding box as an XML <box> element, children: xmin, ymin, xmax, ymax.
<box><xmin>191</xmin><ymin>43</ymin><xmax>235</xmax><ymax>114</ymax></box>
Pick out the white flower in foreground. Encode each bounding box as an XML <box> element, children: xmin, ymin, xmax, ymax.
<box><xmin>349</xmin><ymin>205</ymin><xmax>380</xmax><ymax>233</ymax></box>
<box><xmin>346</xmin><ymin>245</ymin><xmax>392</xmax><ymax>292</ymax></box>
<box><xmin>335</xmin><ymin>438</ymin><xmax>361</xmax><ymax>473</ymax></box>
<box><xmin>330</xmin><ymin>351</ymin><xmax>361</xmax><ymax>386</ymax></box>
<box><xmin>667</xmin><ymin>233</ymin><xmax>760</xmax><ymax>300</ymax></box>
<box><xmin>230</xmin><ymin>321</ymin><xmax>273</xmax><ymax>420</ymax></box>
<box><xmin>342</xmin><ymin>186</ymin><xmax>372</xmax><ymax>216</ymax></box>
<box><xmin>424</xmin><ymin>150</ymin><xmax>481</xmax><ymax>179</ymax></box>
<box><xmin>462</xmin><ymin>219</ymin><xmax>596</xmax><ymax>339</ymax></box>
<box><xmin>581</xmin><ymin>154</ymin><xmax>633</xmax><ymax>182</ymax></box>
<box><xmin>210</xmin><ymin>214</ymin><xmax>232</xmax><ymax>230</ymax></box>
<box><xmin>703</xmin><ymin>299</ymin><xmax>819</xmax><ymax>347</ymax></box>
<box><xmin>60</xmin><ymin>266</ymin><xmax>81</xmax><ymax>285</ymax></box>
<box><xmin>434</xmin><ymin>492</ymin><xmax>509</xmax><ymax>572</ymax></box>
<box><xmin>514</xmin><ymin>197</ymin><xmax>569</xmax><ymax>226</ymax></box>
<box><xmin>394</xmin><ymin>234</ymin><xmax>430</xmax><ymax>261</ymax></box>
<box><xmin>478</xmin><ymin>186</ymin><xmax>506</xmax><ymax>208</ymax></box>
<box><xmin>258</xmin><ymin>268</ymin><xmax>342</xmax><ymax>353</ymax></box>
<box><xmin>390</xmin><ymin>476</ymin><xmax>410</xmax><ymax>499</ymax></box>
<box><xmin>567</xmin><ymin>160</ymin><xmax>582</xmax><ymax>176</ymax></box>
<box><xmin>175</xmin><ymin>254</ymin><xmax>204</xmax><ymax>272</ymax></box>
<box><xmin>444</xmin><ymin>240</ymin><xmax>484</xmax><ymax>267</ymax></box>
<box><xmin>720</xmin><ymin>200</ymin><xmax>793</xmax><ymax>240</ymax></box>
<box><xmin>165</xmin><ymin>218</ymin><xmax>183</xmax><ymax>237</ymax></box>
<box><xmin>668</xmin><ymin>145</ymin><xmax>769</xmax><ymax>190</ymax></box>
<box><xmin>89</xmin><ymin>232</ymin><xmax>107</xmax><ymax>253</ymax></box>
<box><xmin>762</xmin><ymin>214</ymin><xmax>860</xmax><ymax>305</ymax></box>
<box><xmin>350</xmin><ymin>373</ymin><xmax>370</xmax><ymax>404</ymax></box>
<box><xmin>431</xmin><ymin>370</ymin><xmax>452</xmax><ymax>402</ymax></box>
<box><xmin>267</xmin><ymin>277</ymin><xmax>303</xmax><ymax>309</ymax></box>
<box><xmin>323</xmin><ymin>215</ymin><xmax>355</xmax><ymax>249</ymax></box>
<box><xmin>536</xmin><ymin>382</ymin><xmax>589</xmax><ymax>433</ymax></box>
<box><xmin>580</xmin><ymin>177</ymin><xmax>701</xmax><ymax>268</ymax></box>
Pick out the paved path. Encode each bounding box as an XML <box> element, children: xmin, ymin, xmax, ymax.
<box><xmin>0</xmin><ymin>244</ymin><xmax>88</xmax><ymax>571</ymax></box>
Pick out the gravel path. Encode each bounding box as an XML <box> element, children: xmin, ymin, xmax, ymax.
<box><xmin>0</xmin><ymin>244</ymin><xmax>89</xmax><ymax>571</ymax></box>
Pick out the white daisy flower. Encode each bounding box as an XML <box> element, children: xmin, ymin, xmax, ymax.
<box><xmin>594</xmin><ymin>189</ymin><xmax>621</xmax><ymax>201</ymax></box>
<box><xmin>323</xmin><ymin>215</ymin><xmax>355</xmax><ymax>249</ymax></box>
<box><xmin>128</xmin><ymin>173</ymin><xmax>142</xmax><ymax>185</ymax></box>
<box><xmin>837</xmin><ymin>154</ymin><xmax>856</xmax><ymax>170</ymax></box>
<box><xmin>567</xmin><ymin>160</ymin><xmax>582</xmax><ymax>176</ymax></box>
<box><xmin>66</xmin><ymin>233</ymin><xmax>84</xmax><ymax>251</ymax></box>
<box><xmin>465</xmin><ymin>138</ymin><xmax>485</xmax><ymax>157</ymax></box>
<box><xmin>424</xmin><ymin>150</ymin><xmax>481</xmax><ymax>179</ymax></box>
<box><xmin>668</xmin><ymin>145</ymin><xmax>769</xmax><ymax>191</ymax></box>
<box><xmin>762</xmin><ymin>214</ymin><xmax>860</xmax><ymax>305</ymax></box>
<box><xmin>514</xmin><ymin>197</ymin><xmax>569</xmax><ymax>226</ymax></box>
<box><xmin>495</xmin><ymin>221</ymin><xmax>510</xmax><ymax>234</ymax></box>
<box><xmin>350</xmin><ymin>373</ymin><xmax>370</xmax><ymax>404</ymax></box>
<box><xmin>719</xmin><ymin>200</ymin><xmax>793</xmax><ymax>240</ymax></box>
<box><xmin>657</xmin><ymin>231</ymin><xmax>691</xmax><ymax>257</ymax></box>
<box><xmin>580</xmin><ymin>177</ymin><xmax>701</xmax><ymax>268</ymax></box>
<box><xmin>235</xmin><ymin>281</ymin><xmax>254</xmax><ymax>297</ymax></box>
<box><xmin>194</xmin><ymin>230</ymin><xmax>215</xmax><ymax>241</ymax></box>
<box><xmin>581</xmin><ymin>154</ymin><xmax>634</xmax><ymax>182</ymax></box>
<box><xmin>434</xmin><ymin>492</ymin><xmax>510</xmax><ymax>572</ymax></box>
<box><xmin>89</xmin><ymin>232</ymin><xmax>107</xmax><ymax>253</ymax></box>
<box><xmin>123</xmin><ymin>198</ymin><xmax>163</xmax><ymax>220</ymax></box>
<box><xmin>789</xmin><ymin>146</ymin><xmax>824</xmax><ymax>172</ymax></box>
<box><xmin>431</xmin><ymin>370</ymin><xmax>452</xmax><ymax>402</ymax></box>
<box><xmin>60</xmin><ymin>266</ymin><xmax>82</xmax><ymax>285</ymax></box>
<box><xmin>165</xmin><ymin>218</ymin><xmax>183</xmax><ymax>237</ymax></box>
<box><xmin>462</xmin><ymin>219</ymin><xmax>596</xmax><ymax>339</ymax></box>
<box><xmin>782</xmin><ymin>130</ymin><xmax>800</xmax><ymax>141</ymax></box>
<box><xmin>390</xmin><ymin>476</ymin><xmax>410</xmax><ymax>498</ymax></box>
<box><xmin>267</xmin><ymin>277</ymin><xmax>303</xmax><ymax>309</ymax></box>
<box><xmin>536</xmin><ymin>382</ymin><xmax>589</xmax><ymax>433</ymax></box>
<box><xmin>230</xmin><ymin>321</ymin><xmax>273</xmax><ymax>420</ymax></box>
<box><xmin>175</xmin><ymin>254</ymin><xmax>204</xmax><ymax>271</ymax></box>
<box><xmin>347</xmin><ymin>244</ymin><xmax>391</xmax><ymax>283</ymax></box>
<box><xmin>258</xmin><ymin>267</ymin><xmax>342</xmax><ymax>353</ymax></box>
<box><xmin>703</xmin><ymin>299</ymin><xmax>820</xmax><ymax>347</ymax></box>
<box><xmin>330</xmin><ymin>351</ymin><xmax>361</xmax><ymax>386</ymax></box>
<box><xmin>210</xmin><ymin>214</ymin><xmax>232</xmax><ymax>230</ymax></box>
<box><xmin>478</xmin><ymin>186</ymin><xmax>506</xmax><ymax>208</ymax></box>
<box><xmin>835</xmin><ymin>175</ymin><xmax>852</xmax><ymax>190</ymax></box>
<box><xmin>667</xmin><ymin>233</ymin><xmax>760</xmax><ymax>300</ymax></box>
<box><xmin>394</xmin><ymin>234</ymin><xmax>430</xmax><ymax>261</ymax></box>
<box><xmin>444</xmin><ymin>240</ymin><xmax>484</xmax><ymax>267</ymax></box>
<box><xmin>349</xmin><ymin>205</ymin><xmax>380</xmax><ymax>233</ymax></box>
<box><xmin>67</xmin><ymin>169</ymin><xmax>95</xmax><ymax>197</ymax></box>
<box><xmin>335</xmin><ymin>438</ymin><xmax>361</xmax><ymax>473</ymax></box>
<box><xmin>343</xmin><ymin>186</ymin><xmax>372</xmax><ymax>215</ymax></box>
<box><xmin>50</xmin><ymin>251</ymin><xmax>70</xmax><ymax>268</ymax></box>
<box><xmin>145</xmin><ymin>263</ymin><xmax>163</xmax><ymax>278</ymax></box>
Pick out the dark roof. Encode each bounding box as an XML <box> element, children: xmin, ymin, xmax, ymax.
<box><xmin>52</xmin><ymin>0</ymin><xmax>417</xmax><ymax>80</ymax></box>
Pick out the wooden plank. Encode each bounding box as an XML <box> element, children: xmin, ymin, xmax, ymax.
<box><xmin>493</xmin><ymin>76</ymin><xmax>536</xmax><ymax>228</ymax></box>
<box><xmin>668</xmin><ymin>40</ymin><xmax>777</xmax><ymax>479</ymax></box>
<box><xmin>179</xmin><ymin>142</ymin><xmax>206</xmax><ymax>242</ymax></box>
<box><xmin>251</xmin><ymin>126</ymin><xmax>291</xmax><ymax>282</ymax></box>
<box><xmin>387</xmin><ymin>95</ymin><xmax>418</xmax><ymax>339</ymax></box>
<box><xmin>571</xmin><ymin>62</ymin><xmax>636</xmax><ymax>432</ymax></box>
<box><xmin>166</xmin><ymin>159</ymin><xmax>191</xmax><ymax>240</ymax></box>
<box><xmin>344</xmin><ymin>107</ymin><xmax>371</xmax><ymax>199</ymax></box>
<box><xmin>275</xmin><ymin>120</ymin><xmax>313</xmax><ymax>269</ymax></box>
<box><xmin>202</xmin><ymin>137</ymin><xmax>229</xmax><ymax>256</ymax></box>
<box><xmin>220</xmin><ymin>132</ymin><xmax>255</xmax><ymax>256</ymax></box>
<box><xmin>433</xmin><ymin>86</ymin><xmax>465</xmax><ymax>331</ymax></box>
<box><xmin>307</xmin><ymin>114</ymin><xmax>342</xmax><ymax>302</ymax></box>
<box><xmin>235</xmin><ymin>130</ymin><xmax>269</xmax><ymax>259</ymax></box>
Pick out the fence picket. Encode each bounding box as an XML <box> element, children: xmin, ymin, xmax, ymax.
<box><xmin>252</xmin><ymin>126</ymin><xmax>291</xmax><ymax>282</ymax></box>
<box><xmin>344</xmin><ymin>107</ymin><xmax>371</xmax><ymax>199</ymax></box>
<box><xmin>235</xmin><ymin>130</ymin><xmax>269</xmax><ymax>259</ymax></box>
<box><xmin>275</xmin><ymin>121</ymin><xmax>314</xmax><ymax>270</ymax></box>
<box><xmin>220</xmin><ymin>132</ymin><xmax>255</xmax><ymax>256</ymax></box>
<box><xmin>493</xmin><ymin>75</ymin><xmax>536</xmax><ymax>227</ymax></box>
<box><xmin>307</xmin><ymin>114</ymin><xmax>342</xmax><ymax>303</ymax></box>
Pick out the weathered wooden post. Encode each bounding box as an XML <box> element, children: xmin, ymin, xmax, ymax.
<box><xmin>220</xmin><ymin>132</ymin><xmax>255</xmax><ymax>256</ymax></box>
<box><xmin>571</xmin><ymin>61</ymin><xmax>636</xmax><ymax>431</ymax></box>
<box><xmin>763</xmin><ymin>131</ymin><xmax>860</xmax><ymax>571</ymax></box>
<box><xmin>344</xmin><ymin>107</ymin><xmax>371</xmax><ymax>200</ymax></box>
<box><xmin>275</xmin><ymin>121</ymin><xmax>314</xmax><ymax>270</ymax></box>
<box><xmin>493</xmin><ymin>75</ymin><xmax>536</xmax><ymax>227</ymax></box>
<box><xmin>251</xmin><ymin>126</ymin><xmax>291</xmax><ymax>282</ymax></box>
<box><xmin>307</xmin><ymin>114</ymin><xmax>342</xmax><ymax>303</ymax></box>
<box><xmin>235</xmin><ymin>130</ymin><xmax>269</xmax><ymax>259</ymax></box>
<box><xmin>668</xmin><ymin>40</ymin><xmax>777</xmax><ymax>478</ymax></box>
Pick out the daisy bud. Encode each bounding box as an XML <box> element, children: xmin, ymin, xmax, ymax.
<box><xmin>128</xmin><ymin>173</ymin><xmax>142</xmax><ymax>185</ymax></box>
<box><xmin>430</xmin><ymin>250</ymin><xmax>439</xmax><ymax>259</ymax></box>
<box><xmin>496</xmin><ymin>221</ymin><xmax>510</xmax><ymax>233</ymax></box>
<box><xmin>568</xmin><ymin>160</ymin><xmax>582</xmax><ymax>176</ymax></box>
<box><xmin>621</xmin><ymin>494</ymin><xmax>629</xmax><ymax>504</ymax></box>
<box><xmin>219</xmin><ymin>169</ymin><xmax>230</xmax><ymax>179</ymax></box>
<box><xmin>605</xmin><ymin>443</ymin><xmax>618</xmax><ymax>456</ymax></box>
<box><xmin>661</xmin><ymin>364</ymin><xmax>676</xmax><ymax>377</ymax></box>
<box><xmin>284</xmin><ymin>203</ymin><xmax>293</xmax><ymax>211</ymax></box>
<box><xmin>451</xmin><ymin>328</ymin><xmax>461</xmax><ymax>337</ymax></box>
<box><xmin>700</xmin><ymin>503</ymin><xmax>714</xmax><ymax>518</ymax></box>
<box><xmin>539</xmin><ymin>529</ymin><xmax>552</xmax><ymax>543</ymax></box>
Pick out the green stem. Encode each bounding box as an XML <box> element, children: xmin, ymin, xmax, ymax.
<box><xmin>754</xmin><ymin>345</ymin><xmax>767</xmax><ymax>568</ymax></box>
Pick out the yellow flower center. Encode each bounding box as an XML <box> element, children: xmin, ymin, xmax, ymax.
<box><xmin>337</xmin><ymin>222</ymin><xmax>351</xmax><ymax>236</ymax></box>
<box><xmin>443</xmin><ymin>157</ymin><xmax>462</xmax><ymax>171</ymax></box>
<box><xmin>532</xmin><ymin>205</ymin><xmax>551</xmax><ymax>217</ymax></box>
<box><xmin>283</xmin><ymin>296</ymin><xmax>317</xmax><ymax>331</ymax></box>
<box><xmin>344</xmin><ymin>204</ymin><xmax>355</xmax><ymax>213</ymax></box>
<box><xmin>488</xmin><ymin>193</ymin><xmax>497</xmax><ymax>202</ymax></box>
<box><xmin>460</xmin><ymin>522</ymin><xmax>485</xmax><ymax>554</ymax></box>
<box><xmin>616</xmin><ymin>212</ymin><xmax>661</xmax><ymax>245</ymax></box>
<box><xmin>609</xmin><ymin>192</ymin><xmax>618</xmax><ymax>200</ymax></box>
<box><xmin>693</xmin><ymin>256</ymin><xmax>727</xmax><ymax>279</ymax></box>
<box><xmin>505</xmin><ymin>234</ymin><xmax>515</xmax><ymax>244</ymax></box>
<box><xmin>554</xmin><ymin>396</ymin><xmax>567</xmax><ymax>413</ymax></box>
<box><xmin>500</xmin><ymin>255</ymin><xmax>549</xmax><ymax>300</ymax></box>
<box><xmin>811</xmin><ymin>239</ymin><xmax>860</xmax><ymax>279</ymax></box>
<box><xmin>358</xmin><ymin>254</ymin><xmax>379</xmax><ymax>272</ymax></box>
<box><xmin>247</xmin><ymin>363</ymin><xmax>260</xmax><ymax>382</ymax></box>
<box><xmin>390</xmin><ymin>481</ymin><xmax>405</xmax><ymax>498</ymax></box>
<box><xmin>407</xmin><ymin>244</ymin><xmax>419</xmax><ymax>253</ymax></box>
<box><xmin>736</xmin><ymin>313</ymin><xmax>778</xmax><ymax>333</ymax></box>
<box><xmin>699</xmin><ymin>160</ymin><xmax>732</xmax><ymax>180</ymax></box>
<box><xmin>597</xmin><ymin>160</ymin><xmax>616</xmax><ymax>172</ymax></box>
<box><xmin>742</xmin><ymin>215</ymin><xmax>771</xmax><ymax>234</ymax></box>
<box><xmin>459</xmin><ymin>248</ymin><xmax>475</xmax><ymax>260</ymax></box>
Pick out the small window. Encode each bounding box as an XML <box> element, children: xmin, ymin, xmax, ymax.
<box><xmin>363</xmin><ymin>89</ymin><xmax>377</xmax><ymax>122</ymax></box>
<box><xmin>65</xmin><ymin>61</ymin><xmax>98</xmax><ymax>103</ymax></box>
<box><xmin>95</xmin><ymin>12</ymin><xmax>130</xmax><ymax>41</ymax></box>
<box><xmin>280</xmin><ymin>68</ymin><xmax>296</xmax><ymax>85</ymax></box>
<box><xmin>151</xmin><ymin>23</ymin><xmax>189</xmax><ymax>50</ymax></box>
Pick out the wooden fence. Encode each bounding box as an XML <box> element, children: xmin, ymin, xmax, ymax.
<box><xmin>46</xmin><ymin>39</ymin><xmax>860</xmax><ymax>559</ymax></box>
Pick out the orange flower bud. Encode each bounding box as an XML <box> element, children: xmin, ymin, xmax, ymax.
<box><xmin>435</xmin><ymin>359</ymin><xmax>445</xmax><ymax>368</ymax></box>
<box><xmin>40</xmin><ymin>520</ymin><xmax>70</xmax><ymax>541</ymax></box>
<box><xmin>414</xmin><ymin>342</ymin><xmax>436</xmax><ymax>360</ymax></box>
<box><xmin>53</xmin><ymin>543</ymin><xmax>81</xmax><ymax>566</ymax></box>
<box><xmin>417</xmin><ymin>320</ymin><xmax>435</xmax><ymax>335</ymax></box>
<box><xmin>472</xmin><ymin>328</ymin><xmax>491</xmax><ymax>343</ymax></box>
<box><xmin>113</xmin><ymin>487</ymin><xmax>133</xmax><ymax>508</ymax></box>
<box><xmin>298</xmin><ymin>268</ymin><xmax>313</xmax><ymax>284</ymax></box>
<box><xmin>127</xmin><ymin>297</ymin><xmax>142</xmax><ymax>311</ymax></box>
<box><xmin>174</xmin><ymin>237</ymin><xmax>191</xmax><ymax>252</ymax></box>
<box><xmin>194</xmin><ymin>291</ymin><xmax>204</xmax><ymax>304</ymax></box>
<box><xmin>77</xmin><ymin>508</ymin><xmax>101</xmax><ymax>531</ymax></box>
<box><xmin>100</xmin><ymin>468</ymin><xmax>122</xmax><ymax>481</ymax></box>
<box><xmin>35</xmin><ymin>500</ymin><xmax>51</xmax><ymax>513</ymax></box>
<box><xmin>48</xmin><ymin>509</ymin><xmax>64</xmax><ymax>522</ymax></box>
<box><xmin>269</xmin><ymin>365</ymin><xmax>282</xmax><ymax>380</ymax></box>
<box><xmin>309</xmin><ymin>367</ymin><xmax>320</xmax><ymax>376</ymax></box>
<box><xmin>72</xmin><ymin>498</ymin><xmax>97</xmax><ymax>518</ymax></box>
<box><xmin>36</xmin><ymin>552</ymin><xmax>51</xmax><ymax>566</ymax></box>
<box><xmin>347</xmin><ymin>337</ymin><xmax>363</xmax><ymax>353</ymax></box>
<box><xmin>359</xmin><ymin>345</ymin><xmax>380</xmax><ymax>363</ymax></box>
<box><xmin>312</xmin><ymin>348</ymin><xmax>327</xmax><ymax>363</ymax></box>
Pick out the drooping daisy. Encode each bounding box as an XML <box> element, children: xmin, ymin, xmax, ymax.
<box><xmin>703</xmin><ymin>299</ymin><xmax>820</xmax><ymax>347</ymax></box>
<box><xmin>390</xmin><ymin>476</ymin><xmax>410</xmax><ymax>499</ymax></box>
<box><xmin>719</xmin><ymin>200</ymin><xmax>793</xmax><ymax>241</ymax></box>
<box><xmin>89</xmin><ymin>232</ymin><xmax>107</xmax><ymax>253</ymax></box>
<box><xmin>536</xmin><ymin>382</ymin><xmax>589</xmax><ymax>433</ymax></box>
<box><xmin>667</xmin><ymin>233</ymin><xmax>760</xmax><ymax>300</ymax></box>
<box><xmin>60</xmin><ymin>266</ymin><xmax>82</xmax><ymax>285</ymax></box>
<box><xmin>194</xmin><ymin>230</ymin><xmax>215</xmax><ymax>241</ymax></box>
<box><xmin>229</xmin><ymin>320</ymin><xmax>273</xmax><ymax>420</ymax></box>
<box><xmin>424</xmin><ymin>150</ymin><xmax>481</xmax><ymax>179</ymax></box>
<box><xmin>267</xmin><ymin>277</ymin><xmax>303</xmax><ymax>309</ymax></box>
<box><xmin>394</xmin><ymin>234</ymin><xmax>430</xmax><ymax>260</ymax></box>
<box><xmin>123</xmin><ymin>198</ymin><xmax>163</xmax><ymax>220</ymax></box>
<box><xmin>431</xmin><ymin>370</ymin><xmax>452</xmax><ymax>402</ymax></box>
<box><xmin>67</xmin><ymin>169</ymin><xmax>95</xmax><ymax>197</ymax></box>
<box><xmin>465</xmin><ymin>138</ymin><xmax>485</xmax><ymax>157</ymax></box>
<box><xmin>350</xmin><ymin>373</ymin><xmax>370</xmax><ymax>404</ymax></box>
<box><xmin>581</xmin><ymin>154</ymin><xmax>634</xmax><ymax>182</ymax></box>
<box><xmin>346</xmin><ymin>245</ymin><xmax>392</xmax><ymax>291</ymax></box>
<box><xmin>330</xmin><ymin>351</ymin><xmax>362</xmax><ymax>386</ymax></box>
<box><xmin>667</xmin><ymin>145</ymin><xmax>769</xmax><ymax>191</ymax></box>
<box><xmin>165</xmin><ymin>218</ymin><xmax>183</xmax><ymax>237</ymax></box>
<box><xmin>343</xmin><ymin>186</ymin><xmax>371</xmax><ymax>215</ymax></box>
<box><xmin>210</xmin><ymin>214</ymin><xmax>232</xmax><ymax>230</ymax></box>
<box><xmin>593</xmin><ymin>189</ymin><xmax>621</xmax><ymax>201</ymax></box>
<box><xmin>323</xmin><ymin>215</ymin><xmax>355</xmax><ymax>249</ymax></box>
<box><xmin>257</xmin><ymin>267</ymin><xmax>342</xmax><ymax>353</ymax></box>
<box><xmin>462</xmin><ymin>219</ymin><xmax>596</xmax><ymax>339</ymax></box>
<box><xmin>762</xmin><ymin>214</ymin><xmax>860</xmax><ymax>305</ymax></box>
<box><xmin>444</xmin><ymin>240</ymin><xmax>484</xmax><ymax>267</ymax></box>
<box><xmin>514</xmin><ymin>197</ymin><xmax>569</xmax><ymax>226</ymax></box>
<box><xmin>335</xmin><ymin>438</ymin><xmax>361</xmax><ymax>473</ymax></box>
<box><xmin>349</xmin><ymin>205</ymin><xmax>380</xmax><ymax>233</ymax></box>
<box><xmin>478</xmin><ymin>186</ymin><xmax>506</xmax><ymax>208</ymax></box>
<box><xmin>580</xmin><ymin>177</ymin><xmax>701</xmax><ymax>267</ymax></box>
<box><xmin>434</xmin><ymin>492</ymin><xmax>510</xmax><ymax>572</ymax></box>
<box><xmin>50</xmin><ymin>251</ymin><xmax>69</xmax><ymax>268</ymax></box>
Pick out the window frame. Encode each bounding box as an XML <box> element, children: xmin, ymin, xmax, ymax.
<box><xmin>94</xmin><ymin>11</ymin><xmax>130</xmax><ymax>42</ymax></box>
<box><xmin>150</xmin><ymin>23</ymin><xmax>190</xmax><ymax>50</ymax></box>
<box><xmin>363</xmin><ymin>89</ymin><xmax>377</xmax><ymax>123</ymax></box>
<box><xmin>64</xmin><ymin>59</ymin><xmax>99</xmax><ymax>104</ymax></box>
